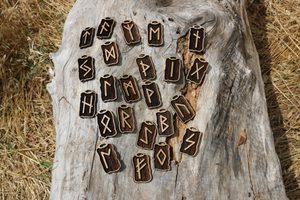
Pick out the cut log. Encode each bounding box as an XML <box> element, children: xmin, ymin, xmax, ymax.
<box><xmin>47</xmin><ymin>0</ymin><xmax>288</xmax><ymax>199</ymax></box>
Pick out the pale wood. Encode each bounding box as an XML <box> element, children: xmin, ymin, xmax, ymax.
<box><xmin>47</xmin><ymin>0</ymin><xmax>287</xmax><ymax>199</ymax></box>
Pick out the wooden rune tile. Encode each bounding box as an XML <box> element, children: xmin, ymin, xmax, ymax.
<box><xmin>117</xmin><ymin>105</ymin><xmax>136</xmax><ymax>133</ymax></box>
<box><xmin>136</xmin><ymin>54</ymin><xmax>156</xmax><ymax>81</ymax></box>
<box><xmin>154</xmin><ymin>142</ymin><xmax>171</xmax><ymax>171</ymax></box>
<box><xmin>132</xmin><ymin>153</ymin><xmax>152</xmax><ymax>183</ymax></box>
<box><xmin>100</xmin><ymin>74</ymin><xmax>118</xmax><ymax>102</ymax></box>
<box><xmin>97</xmin><ymin>17</ymin><xmax>115</xmax><ymax>39</ymax></box>
<box><xmin>156</xmin><ymin>109</ymin><xmax>174</xmax><ymax>137</ymax></box>
<box><xmin>97</xmin><ymin>110</ymin><xmax>117</xmax><ymax>138</ymax></box>
<box><xmin>170</xmin><ymin>95</ymin><xmax>195</xmax><ymax>123</ymax></box>
<box><xmin>164</xmin><ymin>57</ymin><xmax>181</xmax><ymax>83</ymax></box>
<box><xmin>78</xmin><ymin>55</ymin><xmax>95</xmax><ymax>82</ymax></box>
<box><xmin>136</xmin><ymin>121</ymin><xmax>157</xmax><ymax>150</ymax></box>
<box><xmin>101</xmin><ymin>41</ymin><xmax>119</xmax><ymax>66</ymax></box>
<box><xmin>148</xmin><ymin>21</ymin><xmax>164</xmax><ymax>47</ymax></box>
<box><xmin>79</xmin><ymin>27</ymin><xmax>95</xmax><ymax>49</ymax></box>
<box><xmin>188</xmin><ymin>25</ymin><xmax>205</xmax><ymax>53</ymax></box>
<box><xmin>79</xmin><ymin>90</ymin><xmax>97</xmax><ymax>118</ymax></box>
<box><xmin>121</xmin><ymin>20</ymin><xmax>141</xmax><ymax>45</ymax></box>
<box><xmin>97</xmin><ymin>143</ymin><xmax>121</xmax><ymax>174</ymax></box>
<box><xmin>186</xmin><ymin>58</ymin><xmax>208</xmax><ymax>85</ymax></box>
<box><xmin>141</xmin><ymin>81</ymin><xmax>162</xmax><ymax>109</ymax></box>
<box><xmin>119</xmin><ymin>75</ymin><xmax>141</xmax><ymax>103</ymax></box>
<box><xmin>180</xmin><ymin>127</ymin><xmax>202</xmax><ymax>157</ymax></box>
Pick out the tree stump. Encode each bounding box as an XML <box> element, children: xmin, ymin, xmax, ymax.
<box><xmin>47</xmin><ymin>0</ymin><xmax>288</xmax><ymax>199</ymax></box>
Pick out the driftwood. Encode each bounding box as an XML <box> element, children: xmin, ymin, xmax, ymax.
<box><xmin>47</xmin><ymin>0</ymin><xmax>287</xmax><ymax>199</ymax></box>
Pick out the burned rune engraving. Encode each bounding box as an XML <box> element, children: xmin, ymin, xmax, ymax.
<box><xmin>100</xmin><ymin>74</ymin><xmax>118</xmax><ymax>102</ymax></box>
<box><xmin>136</xmin><ymin>121</ymin><xmax>157</xmax><ymax>150</ymax></box>
<box><xmin>97</xmin><ymin>110</ymin><xmax>117</xmax><ymax>138</ymax></box>
<box><xmin>132</xmin><ymin>153</ymin><xmax>152</xmax><ymax>183</ymax></box>
<box><xmin>119</xmin><ymin>75</ymin><xmax>141</xmax><ymax>103</ymax></box>
<box><xmin>164</xmin><ymin>57</ymin><xmax>181</xmax><ymax>83</ymax></box>
<box><xmin>79</xmin><ymin>90</ymin><xmax>97</xmax><ymax>118</ymax></box>
<box><xmin>117</xmin><ymin>105</ymin><xmax>136</xmax><ymax>133</ymax></box>
<box><xmin>97</xmin><ymin>143</ymin><xmax>121</xmax><ymax>174</ymax></box>
<box><xmin>186</xmin><ymin>58</ymin><xmax>208</xmax><ymax>85</ymax></box>
<box><xmin>79</xmin><ymin>27</ymin><xmax>95</xmax><ymax>49</ymax></box>
<box><xmin>136</xmin><ymin>54</ymin><xmax>156</xmax><ymax>81</ymax></box>
<box><xmin>180</xmin><ymin>127</ymin><xmax>202</xmax><ymax>157</ymax></box>
<box><xmin>141</xmin><ymin>81</ymin><xmax>162</xmax><ymax>109</ymax></box>
<box><xmin>97</xmin><ymin>17</ymin><xmax>115</xmax><ymax>39</ymax></box>
<box><xmin>78</xmin><ymin>55</ymin><xmax>95</xmax><ymax>82</ymax></box>
<box><xmin>148</xmin><ymin>21</ymin><xmax>164</xmax><ymax>46</ymax></box>
<box><xmin>101</xmin><ymin>41</ymin><xmax>120</xmax><ymax>66</ymax></box>
<box><xmin>154</xmin><ymin>142</ymin><xmax>171</xmax><ymax>171</ymax></box>
<box><xmin>156</xmin><ymin>109</ymin><xmax>174</xmax><ymax>137</ymax></box>
<box><xmin>189</xmin><ymin>25</ymin><xmax>205</xmax><ymax>53</ymax></box>
<box><xmin>121</xmin><ymin>20</ymin><xmax>141</xmax><ymax>45</ymax></box>
<box><xmin>171</xmin><ymin>95</ymin><xmax>195</xmax><ymax>123</ymax></box>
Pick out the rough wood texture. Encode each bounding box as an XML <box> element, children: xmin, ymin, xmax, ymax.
<box><xmin>47</xmin><ymin>0</ymin><xmax>287</xmax><ymax>199</ymax></box>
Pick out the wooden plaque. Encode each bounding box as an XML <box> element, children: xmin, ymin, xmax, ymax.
<box><xmin>147</xmin><ymin>21</ymin><xmax>164</xmax><ymax>46</ymax></box>
<box><xmin>136</xmin><ymin>121</ymin><xmax>157</xmax><ymax>150</ymax></box>
<box><xmin>79</xmin><ymin>27</ymin><xmax>95</xmax><ymax>49</ymax></box>
<box><xmin>97</xmin><ymin>110</ymin><xmax>117</xmax><ymax>138</ymax></box>
<box><xmin>186</xmin><ymin>58</ymin><xmax>208</xmax><ymax>85</ymax></box>
<box><xmin>119</xmin><ymin>75</ymin><xmax>141</xmax><ymax>103</ymax></box>
<box><xmin>100</xmin><ymin>74</ymin><xmax>118</xmax><ymax>102</ymax></box>
<box><xmin>97</xmin><ymin>17</ymin><xmax>115</xmax><ymax>39</ymax></box>
<box><xmin>121</xmin><ymin>20</ymin><xmax>141</xmax><ymax>45</ymax></box>
<box><xmin>79</xmin><ymin>90</ymin><xmax>97</xmax><ymax>118</ymax></box>
<box><xmin>141</xmin><ymin>81</ymin><xmax>162</xmax><ymax>109</ymax></box>
<box><xmin>117</xmin><ymin>105</ymin><xmax>136</xmax><ymax>133</ymax></box>
<box><xmin>170</xmin><ymin>95</ymin><xmax>195</xmax><ymax>123</ymax></box>
<box><xmin>132</xmin><ymin>153</ymin><xmax>152</xmax><ymax>183</ymax></box>
<box><xmin>97</xmin><ymin>143</ymin><xmax>121</xmax><ymax>174</ymax></box>
<box><xmin>164</xmin><ymin>57</ymin><xmax>181</xmax><ymax>83</ymax></box>
<box><xmin>136</xmin><ymin>54</ymin><xmax>156</xmax><ymax>81</ymax></box>
<box><xmin>153</xmin><ymin>142</ymin><xmax>171</xmax><ymax>171</ymax></box>
<box><xmin>156</xmin><ymin>109</ymin><xmax>174</xmax><ymax>137</ymax></box>
<box><xmin>188</xmin><ymin>25</ymin><xmax>205</xmax><ymax>53</ymax></box>
<box><xmin>180</xmin><ymin>127</ymin><xmax>202</xmax><ymax>157</ymax></box>
<box><xmin>78</xmin><ymin>55</ymin><xmax>95</xmax><ymax>82</ymax></box>
<box><xmin>101</xmin><ymin>41</ymin><xmax>119</xmax><ymax>66</ymax></box>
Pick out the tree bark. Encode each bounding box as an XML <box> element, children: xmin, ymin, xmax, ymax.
<box><xmin>47</xmin><ymin>0</ymin><xmax>287</xmax><ymax>199</ymax></box>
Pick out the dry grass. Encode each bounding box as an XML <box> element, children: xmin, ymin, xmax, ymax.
<box><xmin>0</xmin><ymin>0</ymin><xmax>299</xmax><ymax>199</ymax></box>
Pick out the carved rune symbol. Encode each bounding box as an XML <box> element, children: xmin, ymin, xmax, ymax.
<box><xmin>100</xmin><ymin>74</ymin><xmax>117</xmax><ymax>102</ymax></box>
<box><xmin>78</xmin><ymin>55</ymin><xmax>95</xmax><ymax>82</ymax></box>
<box><xmin>186</xmin><ymin>58</ymin><xmax>208</xmax><ymax>85</ymax></box>
<box><xmin>97</xmin><ymin>110</ymin><xmax>117</xmax><ymax>138</ymax></box>
<box><xmin>97</xmin><ymin>143</ymin><xmax>121</xmax><ymax>174</ymax></box>
<box><xmin>136</xmin><ymin>54</ymin><xmax>156</xmax><ymax>81</ymax></box>
<box><xmin>154</xmin><ymin>142</ymin><xmax>171</xmax><ymax>171</ymax></box>
<box><xmin>180</xmin><ymin>127</ymin><xmax>202</xmax><ymax>157</ymax></box>
<box><xmin>117</xmin><ymin>105</ymin><xmax>136</xmax><ymax>133</ymax></box>
<box><xmin>101</xmin><ymin>41</ymin><xmax>119</xmax><ymax>66</ymax></box>
<box><xmin>137</xmin><ymin>121</ymin><xmax>157</xmax><ymax>150</ymax></box>
<box><xmin>79</xmin><ymin>91</ymin><xmax>97</xmax><ymax>118</ymax></box>
<box><xmin>171</xmin><ymin>95</ymin><xmax>195</xmax><ymax>123</ymax></box>
<box><xmin>132</xmin><ymin>153</ymin><xmax>152</xmax><ymax>183</ymax></box>
<box><xmin>148</xmin><ymin>21</ymin><xmax>164</xmax><ymax>46</ymax></box>
<box><xmin>189</xmin><ymin>25</ymin><xmax>205</xmax><ymax>53</ymax></box>
<box><xmin>156</xmin><ymin>109</ymin><xmax>174</xmax><ymax>137</ymax></box>
<box><xmin>79</xmin><ymin>27</ymin><xmax>95</xmax><ymax>49</ymax></box>
<box><xmin>142</xmin><ymin>81</ymin><xmax>162</xmax><ymax>109</ymax></box>
<box><xmin>119</xmin><ymin>75</ymin><xmax>141</xmax><ymax>103</ymax></box>
<box><xmin>121</xmin><ymin>20</ymin><xmax>141</xmax><ymax>45</ymax></box>
<box><xmin>97</xmin><ymin>17</ymin><xmax>115</xmax><ymax>39</ymax></box>
<box><xmin>164</xmin><ymin>57</ymin><xmax>181</xmax><ymax>83</ymax></box>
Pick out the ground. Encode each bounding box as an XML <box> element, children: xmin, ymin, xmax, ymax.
<box><xmin>0</xmin><ymin>0</ymin><xmax>299</xmax><ymax>199</ymax></box>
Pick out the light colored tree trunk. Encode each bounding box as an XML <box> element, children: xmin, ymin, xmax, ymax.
<box><xmin>47</xmin><ymin>0</ymin><xmax>287</xmax><ymax>199</ymax></box>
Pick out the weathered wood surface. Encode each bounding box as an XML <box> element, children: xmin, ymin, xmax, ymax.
<box><xmin>47</xmin><ymin>0</ymin><xmax>287</xmax><ymax>199</ymax></box>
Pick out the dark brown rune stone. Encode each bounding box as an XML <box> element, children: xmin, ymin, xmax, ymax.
<box><xmin>121</xmin><ymin>20</ymin><xmax>141</xmax><ymax>45</ymax></box>
<box><xmin>97</xmin><ymin>110</ymin><xmax>117</xmax><ymax>138</ymax></box>
<box><xmin>119</xmin><ymin>75</ymin><xmax>141</xmax><ymax>103</ymax></box>
<box><xmin>78</xmin><ymin>55</ymin><xmax>95</xmax><ymax>82</ymax></box>
<box><xmin>101</xmin><ymin>41</ymin><xmax>120</xmax><ymax>66</ymax></box>
<box><xmin>97</xmin><ymin>17</ymin><xmax>116</xmax><ymax>39</ymax></box>
<box><xmin>136</xmin><ymin>54</ymin><xmax>156</xmax><ymax>81</ymax></box>
<box><xmin>147</xmin><ymin>21</ymin><xmax>164</xmax><ymax>47</ymax></box>
<box><xmin>79</xmin><ymin>27</ymin><xmax>95</xmax><ymax>49</ymax></box>
<box><xmin>136</xmin><ymin>121</ymin><xmax>157</xmax><ymax>150</ymax></box>
<box><xmin>170</xmin><ymin>95</ymin><xmax>195</xmax><ymax>123</ymax></box>
<box><xmin>79</xmin><ymin>90</ymin><xmax>97</xmax><ymax>118</ymax></box>
<box><xmin>141</xmin><ymin>81</ymin><xmax>162</xmax><ymax>109</ymax></box>
<box><xmin>188</xmin><ymin>25</ymin><xmax>205</xmax><ymax>53</ymax></box>
<box><xmin>132</xmin><ymin>153</ymin><xmax>152</xmax><ymax>183</ymax></box>
<box><xmin>153</xmin><ymin>142</ymin><xmax>171</xmax><ymax>171</ymax></box>
<box><xmin>97</xmin><ymin>143</ymin><xmax>121</xmax><ymax>174</ymax></box>
<box><xmin>156</xmin><ymin>109</ymin><xmax>174</xmax><ymax>137</ymax></box>
<box><xmin>117</xmin><ymin>104</ymin><xmax>136</xmax><ymax>133</ymax></box>
<box><xmin>164</xmin><ymin>57</ymin><xmax>181</xmax><ymax>83</ymax></box>
<box><xmin>180</xmin><ymin>127</ymin><xmax>202</xmax><ymax>157</ymax></box>
<box><xmin>186</xmin><ymin>58</ymin><xmax>208</xmax><ymax>85</ymax></box>
<box><xmin>100</xmin><ymin>74</ymin><xmax>118</xmax><ymax>102</ymax></box>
